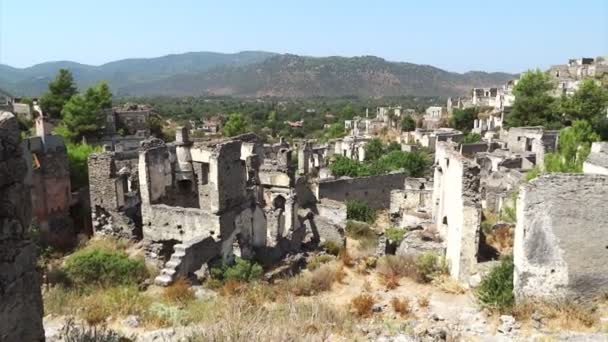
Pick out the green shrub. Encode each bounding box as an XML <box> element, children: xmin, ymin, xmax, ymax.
<box><xmin>211</xmin><ymin>257</ymin><xmax>263</xmax><ymax>282</ymax></box>
<box><xmin>321</xmin><ymin>240</ymin><xmax>343</xmax><ymax>256</ymax></box>
<box><xmin>346</xmin><ymin>200</ymin><xmax>376</xmax><ymax>223</ymax></box>
<box><xmin>63</xmin><ymin>248</ymin><xmax>148</xmax><ymax>287</ymax></box>
<box><xmin>385</xmin><ymin>227</ymin><xmax>406</xmax><ymax>244</ymax></box>
<box><xmin>462</xmin><ymin>132</ymin><xmax>482</xmax><ymax>143</ymax></box>
<box><xmin>476</xmin><ymin>257</ymin><xmax>515</xmax><ymax>312</ymax></box>
<box><xmin>66</xmin><ymin>143</ymin><xmax>102</xmax><ymax>190</ymax></box>
<box><xmin>415</xmin><ymin>252</ymin><xmax>448</xmax><ymax>283</ymax></box>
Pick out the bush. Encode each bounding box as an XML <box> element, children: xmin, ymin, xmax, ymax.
<box><xmin>415</xmin><ymin>252</ymin><xmax>448</xmax><ymax>283</ymax></box>
<box><xmin>462</xmin><ymin>132</ymin><xmax>482</xmax><ymax>143</ymax></box>
<box><xmin>285</xmin><ymin>264</ymin><xmax>340</xmax><ymax>296</ymax></box>
<box><xmin>377</xmin><ymin>255</ymin><xmax>417</xmax><ymax>289</ymax></box>
<box><xmin>391</xmin><ymin>297</ymin><xmax>411</xmax><ymax>317</ymax></box>
<box><xmin>211</xmin><ymin>257</ymin><xmax>263</xmax><ymax>282</ymax></box>
<box><xmin>63</xmin><ymin>248</ymin><xmax>148</xmax><ymax>287</ymax></box>
<box><xmin>351</xmin><ymin>293</ymin><xmax>375</xmax><ymax>317</ymax></box>
<box><xmin>476</xmin><ymin>257</ymin><xmax>514</xmax><ymax>312</ymax></box>
<box><xmin>385</xmin><ymin>227</ymin><xmax>406</xmax><ymax>244</ymax></box>
<box><xmin>346</xmin><ymin>199</ymin><xmax>376</xmax><ymax>223</ymax></box>
<box><xmin>66</xmin><ymin>143</ymin><xmax>102</xmax><ymax>190</ymax></box>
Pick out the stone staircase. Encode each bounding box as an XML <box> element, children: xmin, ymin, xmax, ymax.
<box><xmin>154</xmin><ymin>243</ymin><xmax>187</xmax><ymax>286</ymax></box>
<box><xmin>154</xmin><ymin>237</ymin><xmax>220</xmax><ymax>286</ymax></box>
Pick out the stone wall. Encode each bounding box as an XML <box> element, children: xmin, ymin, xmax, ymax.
<box><xmin>0</xmin><ymin>112</ymin><xmax>44</xmax><ymax>341</ymax></box>
<box><xmin>432</xmin><ymin>142</ymin><xmax>482</xmax><ymax>281</ymax></box>
<box><xmin>88</xmin><ymin>150</ymin><xmax>141</xmax><ymax>239</ymax></box>
<box><xmin>390</xmin><ymin>178</ymin><xmax>433</xmax><ymax>228</ymax></box>
<box><xmin>316</xmin><ymin>172</ymin><xmax>408</xmax><ymax>209</ymax></box>
<box><xmin>514</xmin><ymin>174</ymin><xmax>608</xmax><ymax>301</ymax></box>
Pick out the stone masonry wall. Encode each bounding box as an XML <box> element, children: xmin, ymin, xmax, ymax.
<box><xmin>433</xmin><ymin>142</ymin><xmax>481</xmax><ymax>281</ymax></box>
<box><xmin>514</xmin><ymin>174</ymin><xmax>608</xmax><ymax>302</ymax></box>
<box><xmin>0</xmin><ymin>112</ymin><xmax>44</xmax><ymax>341</ymax></box>
<box><xmin>316</xmin><ymin>172</ymin><xmax>408</xmax><ymax>209</ymax></box>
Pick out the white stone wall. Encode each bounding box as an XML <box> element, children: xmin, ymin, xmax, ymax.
<box><xmin>514</xmin><ymin>174</ymin><xmax>608</xmax><ymax>301</ymax></box>
<box><xmin>432</xmin><ymin>142</ymin><xmax>481</xmax><ymax>281</ymax></box>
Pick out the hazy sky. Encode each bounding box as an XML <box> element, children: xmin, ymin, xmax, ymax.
<box><xmin>1</xmin><ymin>0</ymin><xmax>607</xmax><ymax>73</ymax></box>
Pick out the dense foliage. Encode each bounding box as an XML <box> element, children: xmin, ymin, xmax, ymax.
<box><xmin>475</xmin><ymin>257</ymin><xmax>514</xmax><ymax>311</ymax></box>
<box><xmin>63</xmin><ymin>248</ymin><xmax>148</xmax><ymax>287</ymax></box>
<box><xmin>330</xmin><ymin>148</ymin><xmax>430</xmax><ymax>179</ymax></box>
<box><xmin>211</xmin><ymin>257</ymin><xmax>263</xmax><ymax>282</ymax></box>
<box><xmin>346</xmin><ymin>200</ymin><xmax>376</xmax><ymax>223</ymax></box>
<box><xmin>57</xmin><ymin>82</ymin><xmax>113</xmax><ymax>142</ymax></box>
<box><xmin>66</xmin><ymin>143</ymin><xmax>102</xmax><ymax>190</ymax></box>
<box><xmin>222</xmin><ymin>113</ymin><xmax>248</xmax><ymax>137</ymax></box>
<box><xmin>40</xmin><ymin>69</ymin><xmax>78</xmax><ymax>119</ymax></box>
<box><xmin>400</xmin><ymin>115</ymin><xmax>416</xmax><ymax>132</ymax></box>
<box><xmin>462</xmin><ymin>132</ymin><xmax>482</xmax><ymax>143</ymax></box>
<box><xmin>450</xmin><ymin>107</ymin><xmax>479</xmax><ymax>133</ymax></box>
<box><xmin>506</xmin><ymin>70</ymin><xmax>561</xmax><ymax>129</ymax></box>
<box><xmin>544</xmin><ymin>120</ymin><xmax>600</xmax><ymax>173</ymax></box>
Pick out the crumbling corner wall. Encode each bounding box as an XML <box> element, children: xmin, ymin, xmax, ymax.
<box><xmin>0</xmin><ymin>112</ymin><xmax>44</xmax><ymax>341</ymax></box>
<box><xmin>432</xmin><ymin>142</ymin><xmax>481</xmax><ymax>281</ymax></box>
<box><xmin>514</xmin><ymin>174</ymin><xmax>608</xmax><ymax>302</ymax></box>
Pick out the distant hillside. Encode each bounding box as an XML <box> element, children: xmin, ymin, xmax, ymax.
<box><xmin>0</xmin><ymin>52</ymin><xmax>515</xmax><ymax>98</ymax></box>
<box><xmin>0</xmin><ymin>51</ymin><xmax>277</xmax><ymax>96</ymax></box>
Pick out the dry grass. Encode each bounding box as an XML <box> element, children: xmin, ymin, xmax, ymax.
<box><xmin>485</xmin><ymin>225</ymin><xmax>514</xmax><ymax>255</ymax></box>
<box><xmin>219</xmin><ymin>279</ymin><xmax>246</xmax><ymax>297</ymax></box>
<box><xmin>417</xmin><ymin>296</ymin><xmax>430</xmax><ymax>308</ymax></box>
<box><xmin>44</xmin><ymin>285</ymin><xmax>155</xmax><ymax>326</ymax></box>
<box><xmin>81</xmin><ymin>237</ymin><xmax>130</xmax><ymax>252</ymax></box>
<box><xmin>511</xmin><ymin>300</ymin><xmax>598</xmax><ymax>331</ymax></box>
<box><xmin>390</xmin><ymin>297</ymin><xmax>411</xmax><ymax>317</ymax></box>
<box><xmin>431</xmin><ymin>275</ymin><xmax>466</xmax><ymax>294</ymax></box>
<box><xmin>376</xmin><ymin>255</ymin><xmax>417</xmax><ymax>289</ymax></box>
<box><xmin>351</xmin><ymin>293</ymin><xmax>375</xmax><ymax>317</ymax></box>
<box><xmin>339</xmin><ymin>248</ymin><xmax>355</xmax><ymax>268</ymax></box>
<box><xmin>163</xmin><ymin>277</ymin><xmax>195</xmax><ymax>304</ymax></box>
<box><xmin>307</xmin><ymin>254</ymin><xmax>334</xmax><ymax>271</ymax></box>
<box><xmin>282</xmin><ymin>263</ymin><xmax>343</xmax><ymax>296</ymax></box>
<box><xmin>184</xmin><ymin>296</ymin><xmax>359</xmax><ymax>341</ymax></box>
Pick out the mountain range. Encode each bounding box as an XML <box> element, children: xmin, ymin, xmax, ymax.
<box><xmin>0</xmin><ymin>51</ymin><xmax>516</xmax><ymax>98</ymax></box>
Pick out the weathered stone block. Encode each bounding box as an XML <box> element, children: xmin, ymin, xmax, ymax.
<box><xmin>514</xmin><ymin>174</ymin><xmax>608</xmax><ymax>302</ymax></box>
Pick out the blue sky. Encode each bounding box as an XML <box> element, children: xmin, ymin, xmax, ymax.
<box><xmin>1</xmin><ymin>0</ymin><xmax>607</xmax><ymax>73</ymax></box>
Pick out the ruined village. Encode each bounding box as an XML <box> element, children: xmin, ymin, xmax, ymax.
<box><xmin>1</xmin><ymin>52</ymin><xmax>608</xmax><ymax>341</ymax></box>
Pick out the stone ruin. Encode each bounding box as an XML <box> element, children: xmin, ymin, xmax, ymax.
<box><xmin>514</xmin><ymin>174</ymin><xmax>608</xmax><ymax>302</ymax></box>
<box><xmin>22</xmin><ymin>115</ymin><xmax>74</xmax><ymax>248</ymax></box>
<box><xmin>0</xmin><ymin>111</ymin><xmax>44</xmax><ymax>341</ymax></box>
<box><xmin>88</xmin><ymin>129</ymin><xmax>345</xmax><ymax>286</ymax></box>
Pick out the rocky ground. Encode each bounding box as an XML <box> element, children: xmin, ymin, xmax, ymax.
<box><xmin>44</xmin><ymin>266</ymin><xmax>608</xmax><ymax>341</ymax></box>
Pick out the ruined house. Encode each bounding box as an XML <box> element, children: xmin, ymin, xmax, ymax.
<box><xmin>401</xmin><ymin>128</ymin><xmax>463</xmax><ymax>152</ymax></box>
<box><xmin>100</xmin><ymin>103</ymin><xmax>152</xmax><ymax>151</ymax></box>
<box><xmin>514</xmin><ymin>174</ymin><xmax>608</xmax><ymax>301</ymax></box>
<box><xmin>0</xmin><ymin>111</ymin><xmax>45</xmax><ymax>341</ymax></box>
<box><xmin>88</xmin><ymin>150</ymin><xmax>141</xmax><ymax>239</ymax></box>
<box><xmin>89</xmin><ymin>129</ymin><xmax>344</xmax><ymax>285</ymax></box>
<box><xmin>389</xmin><ymin>178</ymin><xmax>433</xmax><ymax>228</ymax></box>
<box><xmin>472</xmin><ymin>88</ymin><xmax>499</xmax><ymax>108</ymax></box>
<box><xmin>22</xmin><ymin>115</ymin><xmax>74</xmax><ymax>248</ymax></box>
<box><xmin>504</xmin><ymin>126</ymin><xmax>558</xmax><ymax>169</ymax></box>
